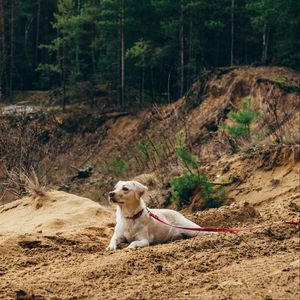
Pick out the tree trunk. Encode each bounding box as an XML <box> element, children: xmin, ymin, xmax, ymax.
<box><xmin>91</xmin><ymin>23</ymin><xmax>96</xmax><ymax>75</ymax></box>
<box><xmin>141</xmin><ymin>66</ymin><xmax>145</xmax><ymax>104</ymax></box>
<box><xmin>117</xmin><ymin>5</ymin><xmax>121</xmax><ymax>110</ymax></box>
<box><xmin>35</xmin><ymin>0</ymin><xmax>41</xmax><ymax>67</ymax></box>
<box><xmin>91</xmin><ymin>39</ymin><xmax>96</xmax><ymax>75</ymax></box>
<box><xmin>0</xmin><ymin>0</ymin><xmax>6</xmax><ymax>99</ymax></box>
<box><xmin>167</xmin><ymin>69</ymin><xmax>172</xmax><ymax>103</ymax></box>
<box><xmin>75</xmin><ymin>0</ymin><xmax>80</xmax><ymax>75</ymax></box>
<box><xmin>261</xmin><ymin>24</ymin><xmax>270</xmax><ymax>65</ymax></box>
<box><xmin>179</xmin><ymin>0</ymin><xmax>184</xmax><ymax>97</ymax></box>
<box><xmin>62</xmin><ymin>40</ymin><xmax>66</xmax><ymax>112</ymax></box>
<box><xmin>188</xmin><ymin>0</ymin><xmax>193</xmax><ymax>89</ymax></box>
<box><xmin>121</xmin><ymin>0</ymin><xmax>125</xmax><ymax>110</ymax></box>
<box><xmin>262</xmin><ymin>24</ymin><xmax>266</xmax><ymax>64</ymax></box>
<box><xmin>0</xmin><ymin>0</ymin><xmax>3</xmax><ymax>54</ymax></box>
<box><xmin>9</xmin><ymin>0</ymin><xmax>15</xmax><ymax>100</ymax></box>
<box><xmin>230</xmin><ymin>0</ymin><xmax>234</xmax><ymax>66</ymax></box>
<box><xmin>139</xmin><ymin>68</ymin><xmax>142</xmax><ymax>102</ymax></box>
<box><xmin>216</xmin><ymin>33</ymin><xmax>220</xmax><ymax>66</ymax></box>
<box><xmin>117</xmin><ymin>0</ymin><xmax>125</xmax><ymax>111</ymax></box>
<box><xmin>151</xmin><ymin>67</ymin><xmax>154</xmax><ymax>102</ymax></box>
<box><xmin>24</xmin><ymin>17</ymin><xmax>33</xmax><ymax>68</ymax></box>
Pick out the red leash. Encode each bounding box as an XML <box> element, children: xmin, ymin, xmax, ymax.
<box><xmin>146</xmin><ymin>208</ymin><xmax>300</xmax><ymax>233</ymax></box>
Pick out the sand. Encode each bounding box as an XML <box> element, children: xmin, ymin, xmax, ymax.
<box><xmin>0</xmin><ymin>151</ymin><xmax>299</xmax><ymax>300</ymax></box>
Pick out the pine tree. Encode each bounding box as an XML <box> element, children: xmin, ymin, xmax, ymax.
<box><xmin>37</xmin><ymin>0</ymin><xmax>84</xmax><ymax>108</ymax></box>
<box><xmin>223</xmin><ymin>97</ymin><xmax>262</xmax><ymax>138</ymax></box>
<box><xmin>0</xmin><ymin>0</ymin><xmax>299</xmax><ymax>104</ymax></box>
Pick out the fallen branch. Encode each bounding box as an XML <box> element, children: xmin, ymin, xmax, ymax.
<box><xmin>102</xmin><ymin>111</ymin><xmax>130</xmax><ymax>119</ymax></box>
<box><xmin>70</xmin><ymin>167</ymin><xmax>93</xmax><ymax>181</ymax></box>
<box><xmin>256</xmin><ymin>77</ymin><xmax>300</xmax><ymax>94</ymax></box>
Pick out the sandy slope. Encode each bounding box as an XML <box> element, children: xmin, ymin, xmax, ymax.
<box><xmin>0</xmin><ymin>150</ymin><xmax>299</xmax><ymax>300</ymax></box>
<box><xmin>0</xmin><ymin>190</ymin><xmax>113</xmax><ymax>235</ymax></box>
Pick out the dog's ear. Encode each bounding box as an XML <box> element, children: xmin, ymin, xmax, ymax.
<box><xmin>132</xmin><ymin>181</ymin><xmax>148</xmax><ymax>197</ymax></box>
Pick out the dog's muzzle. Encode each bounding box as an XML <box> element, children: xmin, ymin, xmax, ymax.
<box><xmin>109</xmin><ymin>192</ymin><xmax>118</xmax><ymax>203</ymax></box>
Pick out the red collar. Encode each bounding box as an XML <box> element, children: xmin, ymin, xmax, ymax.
<box><xmin>125</xmin><ymin>209</ymin><xmax>144</xmax><ymax>220</ymax></box>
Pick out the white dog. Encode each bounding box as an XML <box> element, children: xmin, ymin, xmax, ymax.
<box><xmin>107</xmin><ymin>180</ymin><xmax>209</xmax><ymax>250</ymax></box>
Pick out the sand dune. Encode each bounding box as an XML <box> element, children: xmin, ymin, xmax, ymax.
<box><xmin>0</xmin><ymin>190</ymin><xmax>113</xmax><ymax>235</ymax></box>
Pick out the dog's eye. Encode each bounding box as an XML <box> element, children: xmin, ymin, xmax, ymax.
<box><xmin>122</xmin><ymin>187</ymin><xmax>129</xmax><ymax>191</ymax></box>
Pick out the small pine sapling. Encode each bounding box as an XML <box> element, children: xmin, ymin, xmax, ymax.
<box><xmin>169</xmin><ymin>131</ymin><xmax>225</xmax><ymax>210</ymax></box>
<box><xmin>223</xmin><ymin>97</ymin><xmax>262</xmax><ymax>139</ymax></box>
<box><xmin>100</xmin><ymin>151</ymin><xmax>127</xmax><ymax>178</ymax></box>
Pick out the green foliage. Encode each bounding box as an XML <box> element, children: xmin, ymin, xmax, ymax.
<box><xmin>223</xmin><ymin>97</ymin><xmax>262</xmax><ymax>138</ymax></box>
<box><xmin>100</xmin><ymin>151</ymin><xmax>127</xmax><ymax>177</ymax></box>
<box><xmin>247</xmin><ymin>0</ymin><xmax>300</xmax><ymax>68</ymax></box>
<box><xmin>170</xmin><ymin>169</ymin><xmax>201</xmax><ymax>203</ymax></box>
<box><xmin>224</xmin><ymin>124</ymin><xmax>248</xmax><ymax>137</ymax></box>
<box><xmin>175</xmin><ymin>146</ymin><xmax>198</xmax><ymax>169</ymax></box>
<box><xmin>99</xmin><ymin>134</ymin><xmax>171</xmax><ymax>178</ymax></box>
<box><xmin>38</xmin><ymin>0</ymin><xmax>85</xmax><ymax>88</ymax></box>
<box><xmin>35</xmin><ymin>64</ymin><xmax>61</xmax><ymax>89</ymax></box>
<box><xmin>170</xmin><ymin>170</ymin><xmax>214</xmax><ymax>209</ymax></box>
<box><xmin>275</xmin><ymin>79</ymin><xmax>300</xmax><ymax>93</ymax></box>
<box><xmin>132</xmin><ymin>135</ymin><xmax>171</xmax><ymax>170</ymax></box>
<box><xmin>174</xmin><ymin>131</ymin><xmax>198</xmax><ymax>169</ymax></box>
<box><xmin>228</xmin><ymin>98</ymin><xmax>260</xmax><ymax>126</ymax></box>
<box><xmin>1</xmin><ymin>0</ymin><xmax>300</xmax><ymax>101</ymax></box>
<box><xmin>169</xmin><ymin>133</ymin><xmax>226</xmax><ymax>210</ymax></box>
<box><xmin>135</xmin><ymin>138</ymin><xmax>149</xmax><ymax>164</ymax></box>
<box><xmin>126</xmin><ymin>39</ymin><xmax>153</xmax><ymax>69</ymax></box>
<box><xmin>115</xmin><ymin>159</ymin><xmax>126</xmax><ymax>177</ymax></box>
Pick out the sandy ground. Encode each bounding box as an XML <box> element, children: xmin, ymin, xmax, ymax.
<box><xmin>0</xmin><ymin>152</ymin><xmax>299</xmax><ymax>300</ymax></box>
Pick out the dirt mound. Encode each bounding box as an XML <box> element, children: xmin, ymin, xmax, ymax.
<box><xmin>0</xmin><ymin>147</ymin><xmax>299</xmax><ymax>300</ymax></box>
<box><xmin>0</xmin><ymin>211</ymin><xmax>298</xmax><ymax>300</ymax></box>
<box><xmin>185</xmin><ymin>67</ymin><xmax>300</xmax><ymax>160</ymax></box>
<box><xmin>91</xmin><ymin>66</ymin><xmax>300</xmax><ymax>180</ymax></box>
<box><xmin>0</xmin><ymin>190</ymin><xmax>113</xmax><ymax>235</ymax></box>
<box><xmin>1</xmin><ymin>67</ymin><xmax>299</xmax><ymax>205</ymax></box>
<box><xmin>192</xmin><ymin>201</ymin><xmax>261</xmax><ymax>227</ymax></box>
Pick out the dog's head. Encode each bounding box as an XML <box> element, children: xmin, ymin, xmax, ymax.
<box><xmin>109</xmin><ymin>180</ymin><xmax>148</xmax><ymax>206</ymax></box>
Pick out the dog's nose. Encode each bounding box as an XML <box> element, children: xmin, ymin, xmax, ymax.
<box><xmin>109</xmin><ymin>192</ymin><xmax>115</xmax><ymax>198</ymax></box>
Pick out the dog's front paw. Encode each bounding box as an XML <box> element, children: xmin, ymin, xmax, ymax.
<box><xmin>127</xmin><ymin>243</ymin><xmax>137</xmax><ymax>249</ymax></box>
<box><xmin>107</xmin><ymin>242</ymin><xmax>117</xmax><ymax>251</ymax></box>
<box><xmin>127</xmin><ymin>240</ymin><xmax>149</xmax><ymax>249</ymax></box>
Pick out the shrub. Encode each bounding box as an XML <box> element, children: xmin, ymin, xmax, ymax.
<box><xmin>0</xmin><ymin>115</ymin><xmax>70</xmax><ymax>199</ymax></box>
<box><xmin>169</xmin><ymin>132</ymin><xmax>226</xmax><ymax>210</ymax></box>
<box><xmin>100</xmin><ymin>151</ymin><xmax>127</xmax><ymax>178</ymax></box>
<box><xmin>133</xmin><ymin>135</ymin><xmax>171</xmax><ymax>170</ymax></box>
<box><xmin>223</xmin><ymin>97</ymin><xmax>262</xmax><ymax>138</ymax></box>
<box><xmin>169</xmin><ymin>170</ymin><xmax>214</xmax><ymax>209</ymax></box>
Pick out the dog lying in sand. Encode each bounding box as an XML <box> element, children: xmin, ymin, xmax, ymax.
<box><xmin>107</xmin><ymin>180</ymin><xmax>210</xmax><ymax>250</ymax></box>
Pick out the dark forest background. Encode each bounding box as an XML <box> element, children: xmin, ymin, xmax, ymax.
<box><xmin>0</xmin><ymin>0</ymin><xmax>299</xmax><ymax>108</ymax></box>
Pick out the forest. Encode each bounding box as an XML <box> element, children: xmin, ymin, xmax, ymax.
<box><xmin>0</xmin><ymin>0</ymin><xmax>299</xmax><ymax>108</ymax></box>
